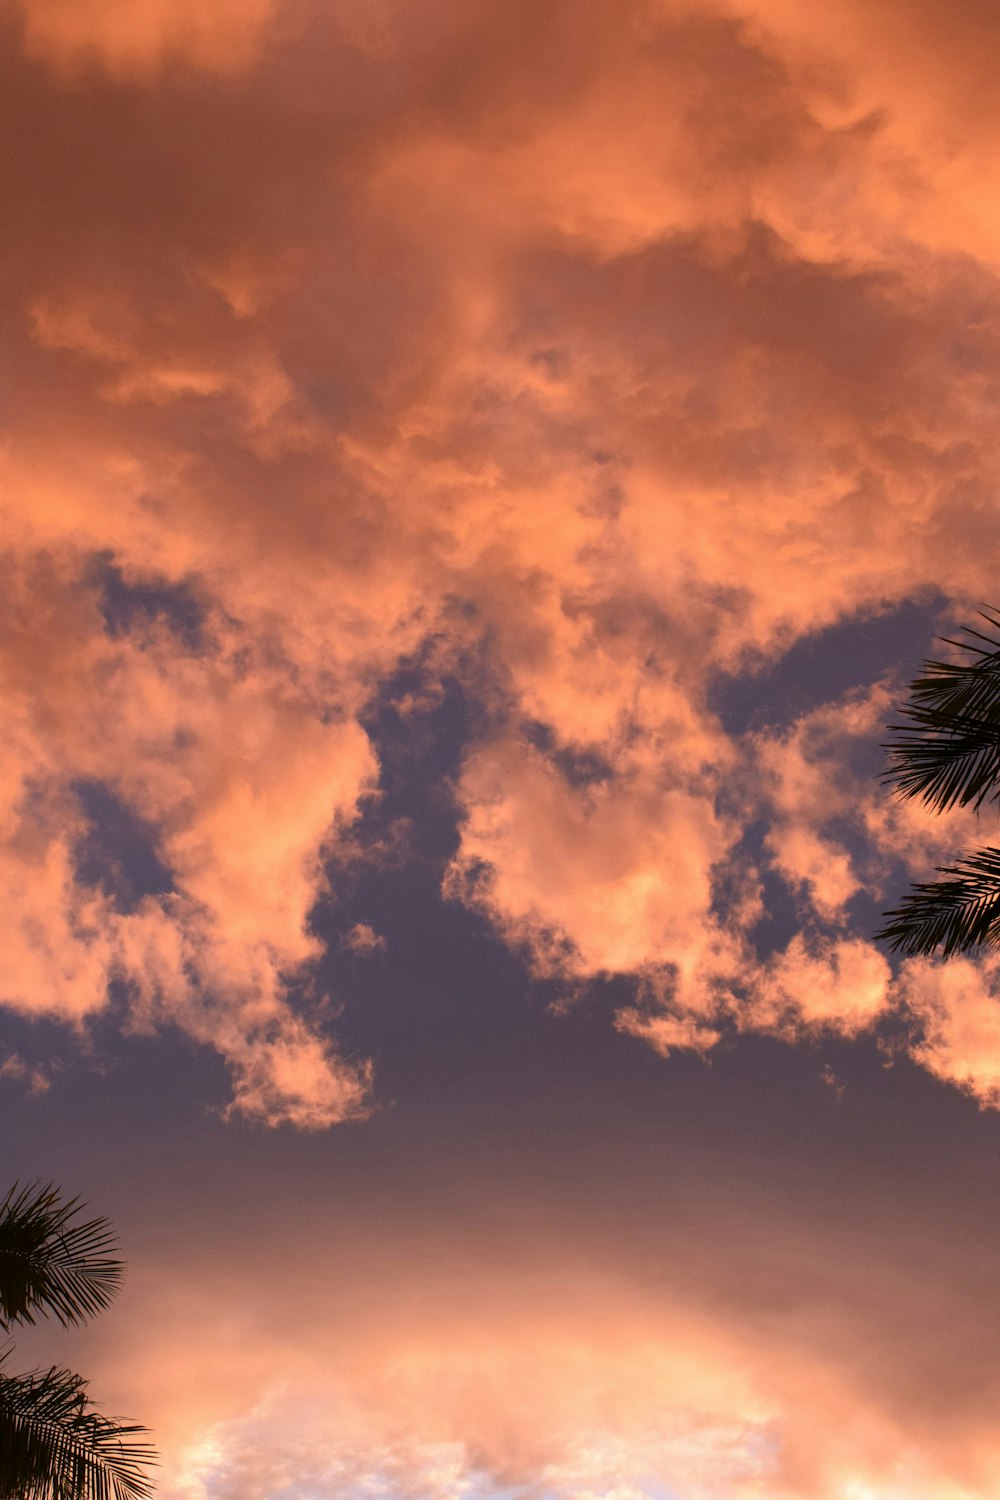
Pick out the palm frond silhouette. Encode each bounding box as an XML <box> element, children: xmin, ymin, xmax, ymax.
<box><xmin>878</xmin><ymin>610</ymin><xmax>1000</xmax><ymax>957</ymax></box>
<box><xmin>0</xmin><ymin>1363</ymin><xmax>154</xmax><ymax>1500</ymax></box>
<box><xmin>0</xmin><ymin>1184</ymin><xmax>123</xmax><ymax>1332</ymax></box>
<box><xmin>0</xmin><ymin>1184</ymin><xmax>156</xmax><ymax>1500</ymax></box>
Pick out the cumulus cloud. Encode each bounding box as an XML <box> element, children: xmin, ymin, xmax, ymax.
<box><xmin>898</xmin><ymin>954</ymin><xmax>1000</xmax><ymax>1108</ymax></box>
<box><xmin>446</xmin><ymin>735</ymin><xmax>738</xmax><ymax>979</ymax></box>
<box><xmin>750</xmin><ymin>934</ymin><xmax>892</xmax><ymax>1039</ymax></box>
<box><xmin>0</xmin><ymin>547</ymin><xmax>378</xmax><ymax>1124</ymax></box>
<box><xmin>8</xmin><ymin>10</ymin><xmax>1000</xmax><ymax>1500</ymax></box>
<box><xmin>3</xmin><ymin>0</ymin><xmax>1000</xmax><ymax>1127</ymax></box>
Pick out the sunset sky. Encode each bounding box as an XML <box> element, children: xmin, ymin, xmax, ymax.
<box><xmin>3</xmin><ymin>0</ymin><xmax>1000</xmax><ymax>1495</ymax></box>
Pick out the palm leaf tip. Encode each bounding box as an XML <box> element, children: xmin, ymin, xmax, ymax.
<box><xmin>876</xmin><ymin>845</ymin><xmax>1000</xmax><ymax>958</ymax></box>
<box><xmin>883</xmin><ymin>612</ymin><xmax>1000</xmax><ymax>814</ymax></box>
<box><xmin>0</xmin><ymin>1366</ymin><xmax>157</xmax><ymax>1500</ymax></box>
<box><xmin>0</xmin><ymin>1184</ymin><xmax>123</xmax><ymax>1331</ymax></box>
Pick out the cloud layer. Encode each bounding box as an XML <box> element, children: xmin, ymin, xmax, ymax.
<box><xmin>68</xmin><ymin>1180</ymin><xmax>999</xmax><ymax>1500</ymax></box>
<box><xmin>4</xmin><ymin>0</ymin><xmax>1000</xmax><ymax>1121</ymax></box>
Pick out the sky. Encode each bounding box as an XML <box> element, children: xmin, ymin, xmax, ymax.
<box><xmin>2</xmin><ymin>0</ymin><xmax>1000</xmax><ymax>1495</ymax></box>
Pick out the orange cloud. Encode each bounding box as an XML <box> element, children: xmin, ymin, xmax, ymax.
<box><xmin>7</xmin><ymin>9</ymin><xmax>1000</xmax><ymax>1500</ymax></box>
<box><xmin>751</xmin><ymin>934</ymin><xmax>892</xmax><ymax>1039</ymax></box>
<box><xmin>898</xmin><ymin>954</ymin><xmax>1000</xmax><ymax>1108</ymax></box>
<box><xmin>15</xmin><ymin>0</ymin><xmax>277</xmax><ymax>76</ymax></box>
<box><xmin>0</xmin><ymin>547</ymin><xmax>377</xmax><ymax>1123</ymax></box>
<box><xmin>447</xmin><ymin>735</ymin><xmax>737</xmax><ymax>978</ymax></box>
<box><xmin>4</xmin><ymin>0</ymin><xmax>1000</xmax><ymax>1128</ymax></box>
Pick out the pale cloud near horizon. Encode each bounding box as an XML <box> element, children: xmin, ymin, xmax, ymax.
<box><xmin>5</xmin><ymin>0</ymin><xmax>1000</xmax><ymax>1126</ymax></box>
<box><xmin>78</xmin><ymin>1231</ymin><xmax>998</xmax><ymax>1500</ymax></box>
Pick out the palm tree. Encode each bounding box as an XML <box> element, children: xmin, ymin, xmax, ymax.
<box><xmin>0</xmin><ymin>1183</ymin><xmax>156</xmax><ymax>1500</ymax></box>
<box><xmin>878</xmin><ymin>609</ymin><xmax>1000</xmax><ymax>957</ymax></box>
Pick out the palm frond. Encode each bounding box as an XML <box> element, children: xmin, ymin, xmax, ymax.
<box><xmin>0</xmin><ymin>1186</ymin><xmax>123</xmax><ymax>1331</ymax></box>
<box><xmin>884</xmin><ymin>712</ymin><xmax>1000</xmax><ymax>813</ymax></box>
<box><xmin>876</xmin><ymin>845</ymin><xmax>1000</xmax><ymax>957</ymax></box>
<box><xmin>0</xmin><ymin>1364</ymin><xmax>156</xmax><ymax>1500</ymax></box>
<box><xmin>884</xmin><ymin>610</ymin><xmax>1000</xmax><ymax>813</ymax></box>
